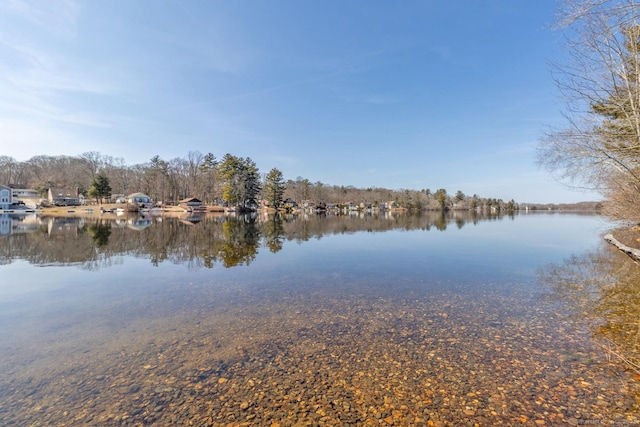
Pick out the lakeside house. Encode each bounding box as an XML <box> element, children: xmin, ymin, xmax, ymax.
<box><xmin>1</xmin><ymin>185</ymin><xmax>39</xmax><ymax>212</ymax></box>
<box><xmin>126</xmin><ymin>193</ymin><xmax>153</xmax><ymax>209</ymax></box>
<box><xmin>48</xmin><ymin>188</ymin><xmax>81</xmax><ymax>206</ymax></box>
<box><xmin>12</xmin><ymin>188</ymin><xmax>41</xmax><ymax>209</ymax></box>
<box><xmin>110</xmin><ymin>194</ymin><xmax>126</xmax><ymax>203</ymax></box>
<box><xmin>178</xmin><ymin>197</ymin><xmax>205</xmax><ymax>211</ymax></box>
<box><xmin>12</xmin><ymin>189</ymin><xmax>40</xmax><ymax>198</ymax></box>
<box><xmin>0</xmin><ymin>185</ymin><xmax>13</xmax><ymax>210</ymax></box>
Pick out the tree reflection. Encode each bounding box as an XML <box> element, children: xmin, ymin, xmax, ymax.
<box><xmin>87</xmin><ymin>222</ymin><xmax>111</xmax><ymax>248</ymax></box>
<box><xmin>0</xmin><ymin>210</ymin><xmax>520</xmax><ymax>270</ymax></box>
<box><xmin>538</xmin><ymin>237</ymin><xmax>640</xmax><ymax>374</ymax></box>
<box><xmin>216</xmin><ymin>216</ymin><xmax>260</xmax><ymax>267</ymax></box>
<box><xmin>263</xmin><ymin>215</ymin><xmax>285</xmax><ymax>253</ymax></box>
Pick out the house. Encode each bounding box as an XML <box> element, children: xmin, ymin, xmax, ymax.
<box><xmin>126</xmin><ymin>192</ymin><xmax>153</xmax><ymax>209</ymax></box>
<box><xmin>11</xmin><ymin>188</ymin><xmax>41</xmax><ymax>208</ymax></box>
<box><xmin>0</xmin><ymin>185</ymin><xmax>13</xmax><ymax>210</ymax></box>
<box><xmin>110</xmin><ymin>194</ymin><xmax>126</xmax><ymax>203</ymax></box>
<box><xmin>178</xmin><ymin>197</ymin><xmax>205</xmax><ymax>211</ymax></box>
<box><xmin>48</xmin><ymin>188</ymin><xmax>80</xmax><ymax>206</ymax></box>
<box><xmin>12</xmin><ymin>189</ymin><xmax>40</xmax><ymax>198</ymax></box>
<box><xmin>283</xmin><ymin>198</ymin><xmax>298</xmax><ymax>208</ymax></box>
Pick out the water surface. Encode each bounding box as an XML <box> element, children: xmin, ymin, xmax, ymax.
<box><xmin>0</xmin><ymin>211</ymin><xmax>638</xmax><ymax>426</ymax></box>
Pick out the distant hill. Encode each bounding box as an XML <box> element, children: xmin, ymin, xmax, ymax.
<box><xmin>523</xmin><ymin>201</ymin><xmax>603</xmax><ymax>211</ymax></box>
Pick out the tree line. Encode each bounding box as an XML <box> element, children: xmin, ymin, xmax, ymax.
<box><xmin>0</xmin><ymin>151</ymin><xmax>519</xmax><ymax>211</ymax></box>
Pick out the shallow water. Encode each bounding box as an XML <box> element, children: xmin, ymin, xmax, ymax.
<box><xmin>0</xmin><ymin>211</ymin><xmax>638</xmax><ymax>426</ymax></box>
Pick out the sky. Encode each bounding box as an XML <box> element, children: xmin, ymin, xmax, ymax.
<box><xmin>0</xmin><ymin>0</ymin><xmax>603</xmax><ymax>204</ymax></box>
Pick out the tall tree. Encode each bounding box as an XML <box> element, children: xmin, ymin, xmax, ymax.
<box><xmin>146</xmin><ymin>155</ymin><xmax>169</xmax><ymax>203</ymax></box>
<box><xmin>264</xmin><ymin>168</ymin><xmax>286</xmax><ymax>208</ymax></box>
<box><xmin>0</xmin><ymin>156</ymin><xmax>19</xmax><ymax>185</ymax></box>
<box><xmin>537</xmin><ymin>0</ymin><xmax>640</xmax><ymax>221</ymax></box>
<box><xmin>186</xmin><ymin>151</ymin><xmax>204</xmax><ymax>197</ymax></box>
<box><xmin>80</xmin><ymin>151</ymin><xmax>104</xmax><ymax>182</ymax></box>
<box><xmin>434</xmin><ymin>188</ymin><xmax>448</xmax><ymax>210</ymax></box>
<box><xmin>87</xmin><ymin>173</ymin><xmax>112</xmax><ymax>204</ymax></box>
<box><xmin>241</xmin><ymin>157</ymin><xmax>261</xmax><ymax>209</ymax></box>
<box><xmin>218</xmin><ymin>154</ymin><xmax>261</xmax><ymax>209</ymax></box>
<box><xmin>199</xmin><ymin>153</ymin><xmax>218</xmax><ymax>204</ymax></box>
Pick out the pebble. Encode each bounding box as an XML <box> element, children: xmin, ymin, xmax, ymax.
<box><xmin>1</xmin><ymin>277</ymin><xmax>640</xmax><ymax>426</ymax></box>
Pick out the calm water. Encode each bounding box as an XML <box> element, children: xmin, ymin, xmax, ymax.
<box><xmin>0</xmin><ymin>211</ymin><xmax>639</xmax><ymax>426</ymax></box>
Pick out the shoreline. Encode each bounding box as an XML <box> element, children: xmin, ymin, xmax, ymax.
<box><xmin>605</xmin><ymin>226</ymin><xmax>640</xmax><ymax>262</ymax></box>
<box><xmin>36</xmin><ymin>204</ymin><xmax>227</xmax><ymax>218</ymax></box>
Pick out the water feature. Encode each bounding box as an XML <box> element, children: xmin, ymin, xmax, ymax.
<box><xmin>0</xmin><ymin>210</ymin><xmax>638</xmax><ymax>425</ymax></box>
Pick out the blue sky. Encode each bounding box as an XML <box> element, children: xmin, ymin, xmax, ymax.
<box><xmin>0</xmin><ymin>0</ymin><xmax>601</xmax><ymax>203</ymax></box>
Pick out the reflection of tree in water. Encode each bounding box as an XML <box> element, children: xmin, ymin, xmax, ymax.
<box><xmin>538</xmin><ymin>239</ymin><xmax>640</xmax><ymax>375</ymax></box>
<box><xmin>434</xmin><ymin>212</ymin><xmax>448</xmax><ymax>231</ymax></box>
<box><xmin>216</xmin><ymin>216</ymin><xmax>260</xmax><ymax>268</ymax></box>
<box><xmin>87</xmin><ymin>222</ymin><xmax>111</xmax><ymax>248</ymax></box>
<box><xmin>0</xmin><ymin>210</ymin><xmax>513</xmax><ymax>270</ymax></box>
<box><xmin>263</xmin><ymin>215</ymin><xmax>285</xmax><ymax>253</ymax></box>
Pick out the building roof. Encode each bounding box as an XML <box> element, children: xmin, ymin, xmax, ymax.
<box><xmin>126</xmin><ymin>192</ymin><xmax>151</xmax><ymax>199</ymax></box>
<box><xmin>49</xmin><ymin>188</ymin><xmax>78</xmax><ymax>198</ymax></box>
<box><xmin>179</xmin><ymin>197</ymin><xmax>202</xmax><ymax>204</ymax></box>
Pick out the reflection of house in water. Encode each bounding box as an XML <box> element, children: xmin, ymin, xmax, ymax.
<box><xmin>127</xmin><ymin>216</ymin><xmax>153</xmax><ymax>231</ymax></box>
<box><xmin>179</xmin><ymin>197</ymin><xmax>206</xmax><ymax>212</ymax></box>
<box><xmin>0</xmin><ymin>215</ymin><xmax>9</xmax><ymax>235</ymax></box>
<box><xmin>0</xmin><ymin>214</ymin><xmax>40</xmax><ymax>236</ymax></box>
<box><xmin>45</xmin><ymin>217</ymin><xmax>85</xmax><ymax>237</ymax></box>
<box><xmin>179</xmin><ymin>211</ymin><xmax>204</xmax><ymax>225</ymax></box>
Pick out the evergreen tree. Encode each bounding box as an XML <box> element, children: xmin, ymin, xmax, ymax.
<box><xmin>199</xmin><ymin>153</ymin><xmax>218</xmax><ymax>204</ymax></box>
<box><xmin>218</xmin><ymin>154</ymin><xmax>261</xmax><ymax>209</ymax></box>
<box><xmin>88</xmin><ymin>173</ymin><xmax>112</xmax><ymax>204</ymax></box>
<box><xmin>264</xmin><ymin>168</ymin><xmax>286</xmax><ymax>208</ymax></box>
<box><xmin>434</xmin><ymin>188</ymin><xmax>448</xmax><ymax>210</ymax></box>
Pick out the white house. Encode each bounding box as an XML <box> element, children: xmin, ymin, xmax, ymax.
<box><xmin>12</xmin><ymin>189</ymin><xmax>39</xmax><ymax>198</ymax></box>
<box><xmin>126</xmin><ymin>193</ymin><xmax>153</xmax><ymax>209</ymax></box>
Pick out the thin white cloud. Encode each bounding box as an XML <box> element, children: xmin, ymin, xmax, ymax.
<box><xmin>3</xmin><ymin>0</ymin><xmax>81</xmax><ymax>37</ymax></box>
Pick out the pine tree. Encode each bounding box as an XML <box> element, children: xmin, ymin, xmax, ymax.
<box><xmin>264</xmin><ymin>168</ymin><xmax>286</xmax><ymax>209</ymax></box>
<box><xmin>88</xmin><ymin>173</ymin><xmax>112</xmax><ymax>204</ymax></box>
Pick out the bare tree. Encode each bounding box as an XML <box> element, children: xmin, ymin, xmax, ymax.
<box><xmin>538</xmin><ymin>0</ymin><xmax>640</xmax><ymax>220</ymax></box>
<box><xmin>186</xmin><ymin>150</ymin><xmax>204</xmax><ymax>197</ymax></box>
<box><xmin>80</xmin><ymin>151</ymin><xmax>104</xmax><ymax>182</ymax></box>
<box><xmin>0</xmin><ymin>156</ymin><xmax>19</xmax><ymax>185</ymax></box>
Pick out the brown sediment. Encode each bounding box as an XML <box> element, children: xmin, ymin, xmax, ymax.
<box><xmin>0</xmin><ymin>288</ymin><xmax>638</xmax><ymax>426</ymax></box>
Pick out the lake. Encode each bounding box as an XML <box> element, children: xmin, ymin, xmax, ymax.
<box><xmin>0</xmin><ymin>210</ymin><xmax>639</xmax><ymax>426</ymax></box>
